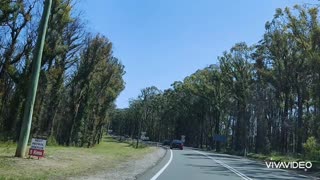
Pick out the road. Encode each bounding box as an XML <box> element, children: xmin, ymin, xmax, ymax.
<box><xmin>138</xmin><ymin>147</ymin><xmax>314</xmax><ymax>180</ymax></box>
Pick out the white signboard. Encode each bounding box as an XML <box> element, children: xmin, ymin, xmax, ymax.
<box><xmin>181</xmin><ymin>135</ymin><xmax>186</xmax><ymax>143</ymax></box>
<box><xmin>31</xmin><ymin>138</ymin><xmax>47</xmax><ymax>150</ymax></box>
<box><xmin>141</xmin><ymin>132</ymin><xmax>149</xmax><ymax>140</ymax></box>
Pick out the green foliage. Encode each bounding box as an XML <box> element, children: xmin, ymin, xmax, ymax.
<box><xmin>303</xmin><ymin>136</ymin><xmax>320</xmax><ymax>160</ymax></box>
<box><xmin>47</xmin><ymin>136</ymin><xmax>58</xmax><ymax>146</ymax></box>
<box><xmin>0</xmin><ymin>0</ymin><xmax>125</xmax><ymax>150</ymax></box>
<box><xmin>0</xmin><ymin>0</ymin><xmax>320</xmax><ymax>163</ymax></box>
<box><xmin>54</xmin><ymin>35</ymin><xmax>125</xmax><ymax>147</ymax></box>
<box><xmin>111</xmin><ymin>4</ymin><xmax>320</xmax><ymax>158</ymax></box>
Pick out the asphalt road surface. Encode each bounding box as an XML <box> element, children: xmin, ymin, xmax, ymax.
<box><xmin>138</xmin><ymin>147</ymin><xmax>315</xmax><ymax>180</ymax></box>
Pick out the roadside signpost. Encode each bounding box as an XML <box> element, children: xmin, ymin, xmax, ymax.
<box><xmin>15</xmin><ymin>0</ymin><xmax>52</xmax><ymax>158</ymax></box>
<box><xmin>28</xmin><ymin>138</ymin><xmax>46</xmax><ymax>159</ymax></box>
<box><xmin>213</xmin><ymin>135</ymin><xmax>227</xmax><ymax>143</ymax></box>
<box><xmin>181</xmin><ymin>135</ymin><xmax>186</xmax><ymax>143</ymax></box>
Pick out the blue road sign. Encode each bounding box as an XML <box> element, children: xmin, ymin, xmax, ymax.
<box><xmin>213</xmin><ymin>135</ymin><xmax>227</xmax><ymax>142</ymax></box>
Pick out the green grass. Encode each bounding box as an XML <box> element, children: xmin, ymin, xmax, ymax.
<box><xmin>0</xmin><ymin>137</ymin><xmax>154</xmax><ymax>180</ymax></box>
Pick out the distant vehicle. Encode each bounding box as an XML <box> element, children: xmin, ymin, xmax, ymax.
<box><xmin>170</xmin><ymin>140</ymin><xmax>183</xmax><ymax>150</ymax></box>
<box><xmin>162</xmin><ymin>140</ymin><xmax>171</xmax><ymax>146</ymax></box>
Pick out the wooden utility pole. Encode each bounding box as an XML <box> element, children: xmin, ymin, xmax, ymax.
<box><xmin>15</xmin><ymin>0</ymin><xmax>52</xmax><ymax>157</ymax></box>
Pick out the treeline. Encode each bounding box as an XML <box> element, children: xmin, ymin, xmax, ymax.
<box><xmin>111</xmin><ymin>5</ymin><xmax>320</xmax><ymax>159</ymax></box>
<box><xmin>0</xmin><ymin>0</ymin><xmax>125</xmax><ymax>147</ymax></box>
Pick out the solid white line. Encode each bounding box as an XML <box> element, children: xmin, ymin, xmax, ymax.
<box><xmin>195</xmin><ymin>150</ymin><xmax>253</xmax><ymax>180</ymax></box>
<box><xmin>150</xmin><ymin>149</ymin><xmax>173</xmax><ymax>180</ymax></box>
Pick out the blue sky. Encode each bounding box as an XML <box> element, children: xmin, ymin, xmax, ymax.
<box><xmin>77</xmin><ymin>0</ymin><xmax>314</xmax><ymax>108</ymax></box>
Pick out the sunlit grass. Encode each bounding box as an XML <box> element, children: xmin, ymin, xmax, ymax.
<box><xmin>0</xmin><ymin>136</ymin><xmax>153</xmax><ymax>179</ymax></box>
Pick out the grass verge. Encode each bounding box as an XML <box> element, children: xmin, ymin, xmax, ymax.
<box><xmin>0</xmin><ymin>136</ymin><xmax>154</xmax><ymax>180</ymax></box>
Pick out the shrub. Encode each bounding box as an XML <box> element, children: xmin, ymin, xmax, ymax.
<box><xmin>47</xmin><ymin>136</ymin><xmax>58</xmax><ymax>146</ymax></box>
<box><xmin>303</xmin><ymin>136</ymin><xmax>320</xmax><ymax>161</ymax></box>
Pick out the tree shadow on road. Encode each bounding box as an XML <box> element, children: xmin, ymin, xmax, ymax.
<box><xmin>182</xmin><ymin>152</ymin><xmax>312</xmax><ymax>180</ymax></box>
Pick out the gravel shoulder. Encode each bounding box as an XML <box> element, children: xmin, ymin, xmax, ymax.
<box><xmin>70</xmin><ymin>147</ymin><xmax>166</xmax><ymax>180</ymax></box>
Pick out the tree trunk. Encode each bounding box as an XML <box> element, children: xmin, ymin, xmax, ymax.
<box><xmin>296</xmin><ymin>87</ymin><xmax>303</xmax><ymax>153</ymax></box>
<box><xmin>215</xmin><ymin>110</ymin><xmax>221</xmax><ymax>152</ymax></box>
<box><xmin>282</xmin><ymin>92</ymin><xmax>289</xmax><ymax>153</ymax></box>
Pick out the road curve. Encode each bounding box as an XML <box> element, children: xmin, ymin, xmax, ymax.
<box><xmin>138</xmin><ymin>147</ymin><xmax>313</xmax><ymax>180</ymax></box>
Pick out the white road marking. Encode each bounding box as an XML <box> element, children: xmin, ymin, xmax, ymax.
<box><xmin>150</xmin><ymin>149</ymin><xmax>173</xmax><ymax>180</ymax></box>
<box><xmin>195</xmin><ymin>150</ymin><xmax>253</xmax><ymax>180</ymax></box>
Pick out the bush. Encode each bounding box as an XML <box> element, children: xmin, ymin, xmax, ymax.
<box><xmin>303</xmin><ymin>136</ymin><xmax>320</xmax><ymax>161</ymax></box>
<box><xmin>47</xmin><ymin>136</ymin><xmax>58</xmax><ymax>146</ymax></box>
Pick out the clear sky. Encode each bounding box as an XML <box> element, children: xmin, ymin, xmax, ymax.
<box><xmin>77</xmin><ymin>0</ymin><xmax>314</xmax><ymax>108</ymax></box>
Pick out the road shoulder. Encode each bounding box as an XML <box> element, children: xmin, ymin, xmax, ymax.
<box><xmin>69</xmin><ymin>146</ymin><xmax>166</xmax><ymax>180</ymax></box>
<box><xmin>136</xmin><ymin>147</ymin><xmax>171</xmax><ymax>180</ymax></box>
<box><xmin>194</xmin><ymin>149</ymin><xmax>318</xmax><ymax>180</ymax></box>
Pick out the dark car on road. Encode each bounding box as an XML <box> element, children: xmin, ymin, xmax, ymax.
<box><xmin>170</xmin><ymin>140</ymin><xmax>183</xmax><ymax>150</ymax></box>
<box><xmin>162</xmin><ymin>140</ymin><xmax>171</xmax><ymax>146</ymax></box>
